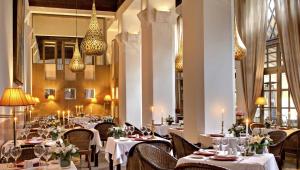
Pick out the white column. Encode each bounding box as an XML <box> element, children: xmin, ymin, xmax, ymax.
<box><xmin>138</xmin><ymin>9</ymin><xmax>176</xmax><ymax>125</ymax></box>
<box><xmin>116</xmin><ymin>32</ymin><xmax>142</xmax><ymax>128</ymax></box>
<box><xmin>182</xmin><ymin>0</ymin><xmax>235</xmax><ymax>143</ymax></box>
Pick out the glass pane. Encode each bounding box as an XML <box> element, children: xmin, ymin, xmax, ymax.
<box><xmin>268</xmin><ymin>62</ymin><xmax>277</xmax><ymax>67</ymax></box>
<box><xmin>264</xmin><ymin>75</ymin><xmax>270</xmax><ymax>83</ymax></box>
<box><xmin>281</xmin><ymin>109</ymin><xmax>288</xmax><ymax>126</ymax></box>
<box><xmin>268</xmin><ymin>53</ymin><xmax>276</xmax><ymax>62</ymax></box>
<box><xmin>271</xmin><ymin>108</ymin><xmax>276</xmax><ymax>120</ymax></box>
<box><xmin>263</xmin><ymin>108</ymin><xmax>270</xmax><ymax>120</ymax></box>
<box><xmin>268</xmin><ymin>46</ymin><xmax>277</xmax><ymax>53</ymax></box>
<box><xmin>264</xmin><ymin>91</ymin><xmax>270</xmax><ymax>107</ymax></box>
<box><xmin>271</xmin><ymin>91</ymin><xmax>277</xmax><ymax>107</ymax></box>
<box><xmin>271</xmin><ymin>82</ymin><xmax>277</xmax><ymax>90</ymax></box>
<box><xmin>290</xmin><ymin>95</ymin><xmax>295</xmax><ymax>108</ymax></box>
<box><xmin>290</xmin><ymin>109</ymin><xmax>297</xmax><ymax>121</ymax></box>
<box><xmin>282</xmin><ymin>91</ymin><xmax>289</xmax><ymax>107</ymax></box>
<box><xmin>281</xmin><ymin>73</ymin><xmax>288</xmax><ymax>89</ymax></box>
<box><xmin>271</xmin><ymin>74</ymin><xmax>277</xmax><ymax>82</ymax></box>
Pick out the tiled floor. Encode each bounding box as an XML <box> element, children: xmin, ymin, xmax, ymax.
<box><xmin>75</xmin><ymin>152</ymin><xmax>299</xmax><ymax>170</ymax></box>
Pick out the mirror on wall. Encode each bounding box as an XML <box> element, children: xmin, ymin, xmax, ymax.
<box><xmin>64</xmin><ymin>88</ymin><xmax>76</xmax><ymax>100</ymax></box>
<box><xmin>84</xmin><ymin>88</ymin><xmax>95</xmax><ymax>99</ymax></box>
<box><xmin>44</xmin><ymin>88</ymin><xmax>55</xmax><ymax>99</ymax></box>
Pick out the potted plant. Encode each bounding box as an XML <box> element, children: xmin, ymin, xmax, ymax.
<box><xmin>165</xmin><ymin>115</ymin><xmax>174</xmax><ymax>125</ymax></box>
<box><xmin>228</xmin><ymin>123</ymin><xmax>245</xmax><ymax>137</ymax></box>
<box><xmin>50</xmin><ymin>126</ymin><xmax>62</xmax><ymax>141</ymax></box>
<box><xmin>52</xmin><ymin>140</ymin><xmax>79</xmax><ymax>168</ymax></box>
<box><xmin>249</xmin><ymin>135</ymin><xmax>273</xmax><ymax>154</ymax></box>
<box><xmin>108</xmin><ymin>127</ymin><xmax>125</xmax><ymax>139</ymax></box>
<box><xmin>264</xmin><ymin>117</ymin><xmax>273</xmax><ymax>129</ymax></box>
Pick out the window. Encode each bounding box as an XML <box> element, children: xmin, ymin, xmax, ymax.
<box><xmin>259</xmin><ymin>0</ymin><xmax>297</xmax><ymax>127</ymax></box>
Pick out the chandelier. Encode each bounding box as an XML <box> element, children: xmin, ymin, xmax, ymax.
<box><xmin>234</xmin><ymin>21</ymin><xmax>246</xmax><ymax>61</ymax></box>
<box><xmin>81</xmin><ymin>0</ymin><xmax>107</xmax><ymax>56</ymax></box>
<box><xmin>175</xmin><ymin>38</ymin><xmax>183</xmax><ymax>72</ymax></box>
<box><xmin>69</xmin><ymin>0</ymin><xmax>85</xmax><ymax>72</ymax></box>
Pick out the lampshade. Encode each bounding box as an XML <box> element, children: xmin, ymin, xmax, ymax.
<box><xmin>234</xmin><ymin>21</ymin><xmax>246</xmax><ymax>60</ymax></box>
<box><xmin>255</xmin><ymin>97</ymin><xmax>267</xmax><ymax>105</ymax></box>
<box><xmin>91</xmin><ymin>97</ymin><xmax>97</xmax><ymax>104</ymax></box>
<box><xmin>81</xmin><ymin>0</ymin><xmax>107</xmax><ymax>56</ymax></box>
<box><xmin>104</xmin><ymin>95</ymin><xmax>112</xmax><ymax>102</ymax></box>
<box><xmin>175</xmin><ymin>39</ymin><xmax>183</xmax><ymax>72</ymax></box>
<box><xmin>0</xmin><ymin>88</ymin><xmax>30</xmax><ymax>106</ymax></box>
<box><xmin>48</xmin><ymin>95</ymin><xmax>55</xmax><ymax>101</ymax></box>
<box><xmin>34</xmin><ymin>97</ymin><xmax>40</xmax><ymax>104</ymax></box>
<box><xmin>25</xmin><ymin>94</ymin><xmax>35</xmax><ymax>105</ymax></box>
<box><xmin>69</xmin><ymin>39</ymin><xmax>85</xmax><ymax>72</ymax></box>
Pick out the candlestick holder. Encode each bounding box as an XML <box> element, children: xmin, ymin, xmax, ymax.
<box><xmin>221</xmin><ymin>120</ymin><xmax>224</xmax><ymax>134</ymax></box>
<box><xmin>151</xmin><ymin>120</ymin><xmax>156</xmax><ymax>139</ymax></box>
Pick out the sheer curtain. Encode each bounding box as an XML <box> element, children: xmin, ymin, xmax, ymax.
<box><xmin>275</xmin><ymin>0</ymin><xmax>300</xmax><ymax>128</ymax></box>
<box><xmin>235</xmin><ymin>0</ymin><xmax>268</xmax><ymax>121</ymax></box>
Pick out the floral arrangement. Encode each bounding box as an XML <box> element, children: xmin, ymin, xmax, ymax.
<box><xmin>51</xmin><ymin>140</ymin><xmax>79</xmax><ymax>168</ymax></box>
<box><xmin>228</xmin><ymin>123</ymin><xmax>245</xmax><ymax>137</ymax></box>
<box><xmin>50</xmin><ymin>126</ymin><xmax>62</xmax><ymax>140</ymax></box>
<box><xmin>264</xmin><ymin>117</ymin><xmax>273</xmax><ymax>128</ymax></box>
<box><xmin>249</xmin><ymin>135</ymin><xmax>273</xmax><ymax>154</ymax></box>
<box><xmin>102</xmin><ymin>116</ymin><xmax>114</xmax><ymax>123</ymax></box>
<box><xmin>108</xmin><ymin>126</ymin><xmax>125</xmax><ymax>139</ymax></box>
<box><xmin>165</xmin><ymin>115</ymin><xmax>174</xmax><ymax>125</ymax></box>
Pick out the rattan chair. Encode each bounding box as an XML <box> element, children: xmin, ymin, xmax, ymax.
<box><xmin>175</xmin><ymin>163</ymin><xmax>229</xmax><ymax>170</ymax></box>
<box><xmin>283</xmin><ymin>130</ymin><xmax>300</xmax><ymax>168</ymax></box>
<box><xmin>64</xmin><ymin>129</ymin><xmax>94</xmax><ymax>170</ymax></box>
<box><xmin>27</xmin><ymin>132</ymin><xmax>40</xmax><ymax>139</ymax></box>
<box><xmin>268</xmin><ymin>130</ymin><xmax>287</xmax><ymax>170</ymax></box>
<box><xmin>249</xmin><ymin>123</ymin><xmax>265</xmax><ymax>133</ymax></box>
<box><xmin>136</xmin><ymin>144</ymin><xmax>177</xmax><ymax>170</ymax></box>
<box><xmin>170</xmin><ymin>133</ymin><xmax>200</xmax><ymax>159</ymax></box>
<box><xmin>125</xmin><ymin>122</ymin><xmax>143</xmax><ymax>136</ymax></box>
<box><xmin>94</xmin><ymin>122</ymin><xmax>116</xmax><ymax>145</ymax></box>
<box><xmin>19</xmin><ymin>147</ymin><xmax>36</xmax><ymax>161</ymax></box>
<box><xmin>126</xmin><ymin>140</ymin><xmax>173</xmax><ymax>170</ymax></box>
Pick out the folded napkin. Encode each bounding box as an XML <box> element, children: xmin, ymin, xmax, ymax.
<box><xmin>23</xmin><ymin>158</ymin><xmax>40</xmax><ymax>168</ymax></box>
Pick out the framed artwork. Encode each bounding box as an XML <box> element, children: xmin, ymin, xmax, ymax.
<box><xmin>84</xmin><ymin>88</ymin><xmax>95</xmax><ymax>99</ymax></box>
<box><xmin>64</xmin><ymin>88</ymin><xmax>76</xmax><ymax>100</ymax></box>
<box><xmin>13</xmin><ymin>0</ymin><xmax>25</xmax><ymax>85</ymax></box>
<box><xmin>44</xmin><ymin>89</ymin><xmax>55</xmax><ymax>99</ymax></box>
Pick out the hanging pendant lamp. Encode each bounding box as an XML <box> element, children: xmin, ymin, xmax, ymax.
<box><xmin>175</xmin><ymin>39</ymin><xmax>183</xmax><ymax>72</ymax></box>
<box><xmin>234</xmin><ymin>20</ymin><xmax>246</xmax><ymax>61</ymax></box>
<box><xmin>69</xmin><ymin>0</ymin><xmax>85</xmax><ymax>72</ymax></box>
<box><xmin>81</xmin><ymin>0</ymin><xmax>107</xmax><ymax>56</ymax></box>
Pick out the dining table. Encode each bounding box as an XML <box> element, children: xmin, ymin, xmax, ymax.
<box><xmin>154</xmin><ymin>124</ymin><xmax>182</xmax><ymax>136</ymax></box>
<box><xmin>176</xmin><ymin>151</ymin><xmax>279</xmax><ymax>170</ymax></box>
<box><xmin>105</xmin><ymin>136</ymin><xmax>170</xmax><ymax>170</ymax></box>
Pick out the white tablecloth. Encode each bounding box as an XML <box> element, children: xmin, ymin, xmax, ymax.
<box><xmin>177</xmin><ymin>153</ymin><xmax>279</xmax><ymax>170</ymax></box>
<box><xmin>105</xmin><ymin>137</ymin><xmax>169</xmax><ymax>165</ymax></box>
<box><xmin>0</xmin><ymin>160</ymin><xmax>77</xmax><ymax>170</ymax></box>
<box><xmin>154</xmin><ymin>124</ymin><xmax>181</xmax><ymax>136</ymax></box>
<box><xmin>199</xmin><ymin>134</ymin><xmax>247</xmax><ymax>148</ymax></box>
<box><xmin>168</xmin><ymin>127</ymin><xmax>184</xmax><ymax>137</ymax></box>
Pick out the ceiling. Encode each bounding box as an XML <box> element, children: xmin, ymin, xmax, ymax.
<box><xmin>29</xmin><ymin>0</ymin><xmax>126</xmax><ymax>12</ymax></box>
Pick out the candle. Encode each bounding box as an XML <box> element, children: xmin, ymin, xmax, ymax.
<box><xmin>57</xmin><ymin>110</ymin><xmax>61</xmax><ymax>119</ymax></box>
<box><xmin>67</xmin><ymin>110</ymin><xmax>70</xmax><ymax>124</ymax></box>
<box><xmin>29</xmin><ymin>110</ymin><xmax>32</xmax><ymax>122</ymax></box>
<box><xmin>221</xmin><ymin>109</ymin><xmax>224</xmax><ymax>122</ymax></box>
<box><xmin>62</xmin><ymin>111</ymin><xmax>65</xmax><ymax>126</ymax></box>
<box><xmin>116</xmin><ymin>87</ymin><xmax>119</xmax><ymax>99</ymax></box>
<box><xmin>112</xmin><ymin>88</ymin><xmax>115</xmax><ymax>100</ymax></box>
<box><xmin>246</xmin><ymin>118</ymin><xmax>249</xmax><ymax>136</ymax></box>
<box><xmin>75</xmin><ymin>106</ymin><xmax>78</xmax><ymax>113</ymax></box>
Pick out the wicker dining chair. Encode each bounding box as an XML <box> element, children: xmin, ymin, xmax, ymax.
<box><xmin>94</xmin><ymin>122</ymin><xmax>116</xmax><ymax>146</ymax></box>
<box><xmin>283</xmin><ymin>130</ymin><xmax>300</xmax><ymax>169</ymax></box>
<box><xmin>19</xmin><ymin>147</ymin><xmax>37</xmax><ymax>161</ymax></box>
<box><xmin>170</xmin><ymin>133</ymin><xmax>200</xmax><ymax>159</ymax></box>
<box><xmin>136</xmin><ymin>143</ymin><xmax>177</xmax><ymax>170</ymax></box>
<box><xmin>268</xmin><ymin>130</ymin><xmax>287</xmax><ymax>170</ymax></box>
<box><xmin>125</xmin><ymin>122</ymin><xmax>143</xmax><ymax>136</ymax></box>
<box><xmin>64</xmin><ymin>129</ymin><xmax>94</xmax><ymax>170</ymax></box>
<box><xmin>126</xmin><ymin>140</ymin><xmax>173</xmax><ymax>170</ymax></box>
<box><xmin>249</xmin><ymin>123</ymin><xmax>265</xmax><ymax>133</ymax></box>
<box><xmin>175</xmin><ymin>163</ymin><xmax>229</xmax><ymax>170</ymax></box>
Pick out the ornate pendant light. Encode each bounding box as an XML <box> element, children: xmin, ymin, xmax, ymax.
<box><xmin>175</xmin><ymin>39</ymin><xmax>183</xmax><ymax>72</ymax></box>
<box><xmin>81</xmin><ymin>0</ymin><xmax>107</xmax><ymax>56</ymax></box>
<box><xmin>234</xmin><ymin>20</ymin><xmax>246</xmax><ymax>61</ymax></box>
<box><xmin>69</xmin><ymin>0</ymin><xmax>85</xmax><ymax>72</ymax></box>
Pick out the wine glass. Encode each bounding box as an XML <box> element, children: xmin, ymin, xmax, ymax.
<box><xmin>221</xmin><ymin>138</ymin><xmax>229</xmax><ymax>153</ymax></box>
<box><xmin>10</xmin><ymin>146</ymin><xmax>22</xmax><ymax>166</ymax></box>
<box><xmin>42</xmin><ymin>128</ymin><xmax>49</xmax><ymax>139</ymax></box>
<box><xmin>124</xmin><ymin>126</ymin><xmax>130</xmax><ymax>137</ymax></box>
<box><xmin>24</xmin><ymin>127</ymin><xmax>31</xmax><ymax>140</ymax></box>
<box><xmin>129</xmin><ymin>126</ymin><xmax>135</xmax><ymax>136</ymax></box>
<box><xmin>238</xmin><ymin>137</ymin><xmax>246</xmax><ymax>153</ymax></box>
<box><xmin>212</xmin><ymin>138</ymin><xmax>221</xmax><ymax>151</ymax></box>
<box><xmin>34</xmin><ymin>144</ymin><xmax>45</xmax><ymax>167</ymax></box>
<box><xmin>37</xmin><ymin>128</ymin><xmax>44</xmax><ymax>139</ymax></box>
<box><xmin>42</xmin><ymin>147</ymin><xmax>52</xmax><ymax>166</ymax></box>
<box><xmin>1</xmin><ymin>145</ymin><xmax>11</xmax><ymax>163</ymax></box>
<box><xmin>140</xmin><ymin>127</ymin><xmax>147</xmax><ymax>136</ymax></box>
<box><xmin>146</xmin><ymin>128</ymin><xmax>152</xmax><ymax>137</ymax></box>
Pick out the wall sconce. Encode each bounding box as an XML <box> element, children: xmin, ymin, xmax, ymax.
<box><xmin>48</xmin><ymin>95</ymin><xmax>55</xmax><ymax>101</ymax></box>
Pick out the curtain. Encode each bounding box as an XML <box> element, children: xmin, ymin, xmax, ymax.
<box><xmin>275</xmin><ymin>0</ymin><xmax>300</xmax><ymax>128</ymax></box>
<box><xmin>235</xmin><ymin>0</ymin><xmax>268</xmax><ymax>121</ymax></box>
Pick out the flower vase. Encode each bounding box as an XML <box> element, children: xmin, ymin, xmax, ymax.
<box><xmin>167</xmin><ymin>121</ymin><xmax>173</xmax><ymax>125</ymax></box>
<box><xmin>51</xmin><ymin>134</ymin><xmax>58</xmax><ymax>141</ymax></box>
<box><xmin>114</xmin><ymin>134</ymin><xmax>120</xmax><ymax>139</ymax></box>
<box><xmin>60</xmin><ymin>155</ymin><xmax>71</xmax><ymax>168</ymax></box>
<box><xmin>255</xmin><ymin>146</ymin><xmax>264</xmax><ymax>154</ymax></box>
<box><xmin>234</xmin><ymin>132</ymin><xmax>240</xmax><ymax>137</ymax></box>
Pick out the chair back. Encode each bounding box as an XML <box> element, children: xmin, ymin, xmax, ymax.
<box><xmin>94</xmin><ymin>122</ymin><xmax>116</xmax><ymax>142</ymax></box>
<box><xmin>125</xmin><ymin>122</ymin><xmax>143</xmax><ymax>136</ymax></box>
<box><xmin>64</xmin><ymin>129</ymin><xmax>94</xmax><ymax>151</ymax></box>
<box><xmin>170</xmin><ymin>133</ymin><xmax>200</xmax><ymax>158</ymax></box>
<box><xmin>284</xmin><ymin>130</ymin><xmax>300</xmax><ymax>154</ymax></box>
<box><xmin>175</xmin><ymin>163</ymin><xmax>229</xmax><ymax>170</ymax></box>
<box><xmin>126</xmin><ymin>140</ymin><xmax>173</xmax><ymax>170</ymax></box>
<box><xmin>250</xmin><ymin>123</ymin><xmax>264</xmax><ymax>132</ymax></box>
<box><xmin>136</xmin><ymin>144</ymin><xmax>177</xmax><ymax>170</ymax></box>
<box><xmin>268</xmin><ymin>130</ymin><xmax>287</xmax><ymax>156</ymax></box>
<box><xmin>19</xmin><ymin>147</ymin><xmax>36</xmax><ymax>161</ymax></box>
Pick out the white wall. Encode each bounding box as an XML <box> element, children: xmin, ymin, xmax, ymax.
<box><xmin>0</xmin><ymin>0</ymin><xmax>14</xmax><ymax>146</ymax></box>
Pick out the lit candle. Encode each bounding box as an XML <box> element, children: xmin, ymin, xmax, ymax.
<box><xmin>221</xmin><ymin>109</ymin><xmax>224</xmax><ymax>122</ymax></box>
<box><xmin>67</xmin><ymin>110</ymin><xmax>70</xmax><ymax>124</ymax></box>
<box><xmin>29</xmin><ymin>110</ymin><xmax>32</xmax><ymax>122</ymax></box>
<box><xmin>57</xmin><ymin>110</ymin><xmax>61</xmax><ymax>119</ymax></box>
<box><xmin>112</xmin><ymin>88</ymin><xmax>115</xmax><ymax>100</ymax></box>
<box><xmin>75</xmin><ymin>106</ymin><xmax>78</xmax><ymax>113</ymax></box>
<box><xmin>62</xmin><ymin>111</ymin><xmax>65</xmax><ymax>126</ymax></box>
<box><xmin>116</xmin><ymin>87</ymin><xmax>119</xmax><ymax>99</ymax></box>
<box><xmin>246</xmin><ymin>118</ymin><xmax>249</xmax><ymax>136</ymax></box>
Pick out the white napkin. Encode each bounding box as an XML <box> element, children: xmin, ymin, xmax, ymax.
<box><xmin>24</xmin><ymin>158</ymin><xmax>40</xmax><ymax>168</ymax></box>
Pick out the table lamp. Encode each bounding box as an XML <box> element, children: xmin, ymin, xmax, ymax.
<box><xmin>0</xmin><ymin>88</ymin><xmax>30</xmax><ymax>146</ymax></box>
<box><xmin>255</xmin><ymin>97</ymin><xmax>267</xmax><ymax>123</ymax></box>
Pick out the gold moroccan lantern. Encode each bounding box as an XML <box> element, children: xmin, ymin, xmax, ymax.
<box><xmin>234</xmin><ymin>22</ymin><xmax>246</xmax><ymax>60</ymax></box>
<box><xmin>175</xmin><ymin>39</ymin><xmax>183</xmax><ymax>72</ymax></box>
<box><xmin>81</xmin><ymin>0</ymin><xmax>107</xmax><ymax>56</ymax></box>
<box><xmin>69</xmin><ymin>0</ymin><xmax>85</xmax><ymax>72</ymax></box>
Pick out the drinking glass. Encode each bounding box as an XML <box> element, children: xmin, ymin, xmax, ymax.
<box><xmin>146</xmin><ymin>128</ymin><xmax>152</xmax><ymax>137</ymax></box>
<box><xmin>10</xmin><ymin>146</ymin><xmax>22</xmax><ymax>166</ymax></box>
<box><xmin>1</xmin><ymin>145</ymin><xmax>11</xmax><ymax>163</ymax></box>
<box><xmin>37</xmin><ymin>128</ymin><xmax>44</xmax><ymax>138</ymax></box>
<box><xmin>34</xmin><ymin>144</ymin><xmax>45</xmax><ymax>167</ymax></box>
<box><xmin>221</xmin><ymin>138</ymin><xmax>229</xmax><ymax>152</ymax></box>
<box><xmin>129</xmin><ymin>126</ymin><xmax>135</xmax><ymax>136</ymax></box>
<box><xmin>238</xmin><ymin>137</ymin><xmax>246</xmax><ymax>153</ymax></box>
<box><xmin>42</xmin><ymin>129</ymin><xmax>49</xmax><ymax>139</ymax></box>
<box><xmin>124</xmin><ymin>126</ymin><xmax>130</xmax><ymax>137</ymax></box>
<box><xmin>24</xmin><ymin>127</ymin><xmax>31</xmax><ymax>140</ymax></box>
<box><xmin>42</xmin><ymin>147</ymin><xmax>52</xmax><ymax>166</ymax></box>
<box><xmin>140</xmin><ymin>127</ymin><xmax>147</xmax><ymax>136</ymax></box>
<box><xmin>212</xmin><ymin>138</ymin><xmax>221</xmax><ymax>151</ymax></box>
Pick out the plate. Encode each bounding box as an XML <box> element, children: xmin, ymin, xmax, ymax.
<box><xmin>210</xmin><ymin>155</ymin><xmax>238</xmax><ymax>161</ymax></box>
<box><xmin>25</xmin><ymin>139</ymin><xmax>43</xmax><ymax>144</ymax></box>
<box><xmin>193</xmin><ymin>150</ymin><xmax>216</xmax><ymax>156</ymax></box>
<box><xmin>189</xmin><ymin>155</ymin><xmax>204</xmax><ymax>159</ymax></box>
